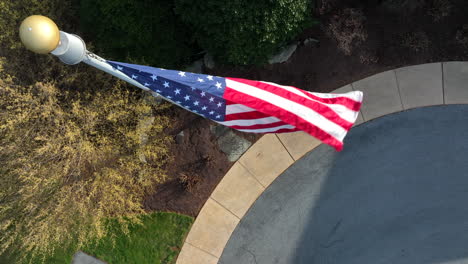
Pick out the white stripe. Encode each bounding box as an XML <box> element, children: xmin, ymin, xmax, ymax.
<box><xmin>226</xmin><ymin>104</ymin><xmax>256</xmax><ymax>114</ymax></box>
<box><xmin>226</xmin><ymin>79</ymin><xmax>348</xmax><ymax>142</ymax></box>
<box><xmin>261</xmin><ymin>81</ymin><xmax>360</xmax><ymax>123</ymax></box>
<box><xmin>237</xmin><ymin>124</ymin><xmax>296</xmax><ymax>133</ymax></box>
<box><xmin>219</xmin><ymin>116</ymin><xmax>282</xmax><ymax>127</ymax></box>
<box><xmin>262</xmin><ymin>80</ymin><xmax>363</xmax><ymax>101</ymax></box>
<box><xmin>306</xmin><ymin>90</ymin><xmax>363</xmax><ymax>101</ymax></box>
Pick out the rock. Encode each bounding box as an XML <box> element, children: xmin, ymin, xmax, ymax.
<box><xmin>211</xmin><ymin>125</ymin><xmax>252</xmax><ymax>162</ymax></box>
<box><xmin>303</xmin><ymin>38</ymin><xmax>319</xmax><ymax>45</ymax></box>
<box><xmin>176</xmin><ymin>130</ymin><xmax>185</xmax><ymax>144</ymax></box>
<box><xmin>204</xmin><ymin>53</ymin><xmax>215</xmax><ymax>69</ymax></box>
<box><xmin>138</xmin><ymin>116</ymin><xmax>155</xmax><ymax>144</ymax></box>
<box><xmin>184</xmin><ymin>59</ymin><xmax>203</xmax><ymax>74</ymax></box>
<box><xmin>381</xmin><ymin>0</ymin><xmax>425</xmax><ymax>14</ymax></box>
<box><xmin>72</xmin><ymin>251</ymin><xmax>106</xmax><ymax>264</ymax></box>
<box><xmin>210</xmin><ymin>124</ymin><xmax>230</xmax><ymax>139</ymax></box>
<box><xmin>137</xmin><ymin>116</ymin><xmax>155</xmax><ymax>163</ymax></box>
<box><xmin>148</xmin><ymin>91</ymin><xmax>164</xmax><ymax>104</ymax></box>
<box><xmin>218</xmin><ymin>130</ymin><xmax>252</xmax><ymax>162</ymax></box>
<box><xmin>268</xmin><ymin>43</ymin><xmax>298</xmax><ymax>64</ymax></box>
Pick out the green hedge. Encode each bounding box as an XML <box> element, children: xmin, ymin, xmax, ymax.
<box><xmin>175</xmin><ymin>0</ymin><xmax>314</xmax><ymax>65</ymax></box>
<box><xmin>79</xmin><ymin>0</ymin><xmax>313</xmax><ymax>67</ymax></box>
<box><xmin>78</xmin><ymin>0</ymin><xmax>201</xmax><ymax>68</ymax></box>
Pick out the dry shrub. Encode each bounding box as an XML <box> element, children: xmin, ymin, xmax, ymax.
<box><xmin>402</xmin><ymin>31</ymin><xmax>430</xmax><ymax>52</ymax></box>
<box><xmin>317</xmin><ymin>0</ymin><xmax>339</xmax><ymax>15</ymax></box>
<box><xmin>0</xmin><ymin>0</ymin><xmax>74</xmax><ymax>51</ymax></box>
<box><xmin>177</xmin><ymin>156</ymin><xmax>212</xmax><ymax>193</ymax></box>
<box><xmin>456</xmin><ymin>25</ymin><xmax>468</xmax><ymax>48</ymax></box>
<box><xmin>0</xmin><ymin>75</ymin><xmax>174</xmax><ymax>262</ymax></box>
<box><xmin>359</xmin><ymin>51</ymin><xmax>379</xmax><ymax>65</ymax></box>
<box><xmin>381</xmin><ymin>0</ymin><xmax>426</xmax><ymax>14</ymax></box>
<box><xmin>427</xmin><ymin>0</ymin><xmax>452</xmax><ymax>22</ymax></box>
<box><xmin>326</xmin><ymin>8</ymin><xmax>368</xmax><ymax>56</ymax></box>
<box><xmin>0</xmin><ymin>0</ymin><xmax>179</xmax><ymax>262</ymax></box>
<box><xmin>0</xmin><ymin>0</ymin><xmax>79</xmax><ymax>86</ymax></box>
<box><xmin>178</xmin><ymin>173</ymin><xmax>201</xmax><ymax>193</ymax></box>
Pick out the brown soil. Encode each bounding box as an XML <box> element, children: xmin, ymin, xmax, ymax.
<box><xmin>144</xmin><ymin>0</ymin><xmax>468</xmax><ymax>217</ymax></box>
<box><xmin>143</xmin><ymin>107</ymin><xmax>261</xmax><ymax>217</ymax></box>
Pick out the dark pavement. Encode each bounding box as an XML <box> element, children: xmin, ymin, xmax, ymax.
<box><xmin>219</xmin><ymin>105</ymin><xmax>468</xmax><ymax>264</ymax></box>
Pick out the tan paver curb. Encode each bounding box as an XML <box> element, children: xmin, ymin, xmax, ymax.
<box><xmin>176</xmin><ymin>62</ymin><xmax>464</xmax><ymax>264</ymax></box>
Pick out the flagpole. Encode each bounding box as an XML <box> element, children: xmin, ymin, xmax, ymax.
<box><xmin>18</xmin><ymin>16</ymin><xmax>364</xmax><ymax>151</ymax></box>
<box><xmin>19</xmin><ymin>15</ymin><xmax>161</xmax><ymax>98</ymax></box>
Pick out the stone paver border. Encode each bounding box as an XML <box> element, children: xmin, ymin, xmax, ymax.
<box><xmin>176</xmin><ymin>62</ymin><xmax>466</xmax><ymax>264</ymax></box>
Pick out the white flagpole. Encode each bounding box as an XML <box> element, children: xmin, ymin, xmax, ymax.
<box><xmin>52</xmin><ymin>31</ymin><xmax>154</xmax><ymax>92</ymax></box>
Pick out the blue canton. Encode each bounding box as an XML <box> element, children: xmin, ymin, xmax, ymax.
<box><xmin>107</xmin><ymin>61</ymin><xmax>227</xmax><ymax>121</ymax></box>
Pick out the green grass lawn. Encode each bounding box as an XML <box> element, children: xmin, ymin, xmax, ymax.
<box><xmin>0</xmin><ymin>212</ymin><xmax>193</xmax><ymax>264</ymax></box>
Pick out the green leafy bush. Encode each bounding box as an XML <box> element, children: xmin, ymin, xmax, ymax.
<box><xmin>79</xmin><ymin>0</ymin><xmax>201</xmax><ymax>68</ymax></box>
<box><xmin>175</xmin><ymin>0</ymin><xmax>314</xmax><ymax>65</ymax></box>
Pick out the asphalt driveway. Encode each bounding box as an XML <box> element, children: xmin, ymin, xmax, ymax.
<box><xmin>220</xmin><ymin>105</ymin><xmax>468</xmax><ymax>264</ymax></box>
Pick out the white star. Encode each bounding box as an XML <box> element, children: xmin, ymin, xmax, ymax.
<box><xmin>178</xmin><ymin>71</ymin><xmax>186</xmax><ymax>77</ymax></box>
<box><xmin>217</xmin><ymin>102</ymin><xmax>222</xmax><ymax>107</ymax></box>
<box><xmin>207</xmin><ymin>75</ymin><xmax>214</xmax><ymax>81</ymax></box>
<box><xmin>193</xmin><ymin>110</ymin><xmax>198</xmax><ymax>113</ymax></box>
<box><xmin>174</xmin><ymin>89</ymin><xmax>181</xmax><ymax>95</ymax></box>
<box><xmin>184</xmin><ymin>95</ymin><xmax>190</xmax><ymax>101</ymax></box>
<box><xmin>131</xmin><ymin>74</ymin><xmax>138</xmax><ymax>79</ymax></box>
<box><xmin>163</xmin><ymin>82</ymin><xmax>170</xmax><ymax>88</ymax></box>
<box><xmin>144</xmin><ymin>82</ymin><xmax>150</xmax><ymax>87</ymax></box>
<box><xmin>209</xmin><ymin>111</ymin><xmax>214</xmax><ymax>115</ymax></box>
<box><xmin>215</xmin><ymin>82</ymin><xmax>222</xmax><ymax>89</ymax></box>
<box><xmin>194</xmin><ymin>101</ymin><xmax>199</xmax><ymax>106</ymax></box>
<box><xmin>197</xmin><ymin>78</ymin><xmax>204</xmax><ymax>83</ymax></box>
<box><xmin>209</xmin><ymin>97</ymin><xmax>214</xmax><ymax>102</ymax></box>
<box><xmin>191</xmin><ymin>87</ymin><xmax>196</xmax><ymax>91</ymax></box>
<box><xmin>202</xmin><ymin>106</ymin><xmax>207</xmax><ymax>111</ymax></box>
<box><xmin>117</xmin><ymin>66</ymin><xmax>123</xmax><ymax>70</ymax></box>
<box><xmin>176</xmin><ymin>101</ymin><xmax>181</xmax><ymax>104</ymax></box>
<box><xmin>151</xmin><ymin>75</ymin><xmax>158</xmax><ymax>81</ymax></box>
<box><xmin>167</xmin><ymin>96</ymin><xmax>172</xmax><ymax>99</ymax></box>
<box><xmin>200</xmin><ymin>91</ymin><xmax>206</xmax><ymax>97</ymax></box>
<box><xmin>156</xmin><ymin>90</ymin><xmax>162</xmax><ymax>93</ymax></box>
<box><xmin>216</xmin><ymin>115</ymin><xmax>221</xmax><ymax>119</ymax></box>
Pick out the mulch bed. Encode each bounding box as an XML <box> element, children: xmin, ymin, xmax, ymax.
<box><xmin>144</xmin><ymin>0</ymin><xmax>468</xmax><ymax>217</ymax></box>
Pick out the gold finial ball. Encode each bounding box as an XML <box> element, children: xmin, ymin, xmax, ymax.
<box><xmin>19</xmin><ymin>15</ymin><xmax>60</xmax><ymax>54</ymax></box>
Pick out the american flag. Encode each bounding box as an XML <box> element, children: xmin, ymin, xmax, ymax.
<box><xmin>107</xmin><ymin>61</ymin><xmax>363</xmax><ymax>151</ymax></box>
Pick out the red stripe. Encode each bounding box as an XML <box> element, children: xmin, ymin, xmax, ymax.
<box><xmin>229</xmin><ymin>78</ymin><xmax>361</xmax><ymax>111</ymax></box>
<box><xmin>223</xmin><ymin>86</ymin><xmax>344</xmax><ymax>151</ymax></box>
<box><xmin>225</xmin><ymin>110</ymin><xmax>272</xmax><ymax>121</ymax></box>
<box><xmin>226</xmin><ymin>78</ymin><xmax>353</xmax><ymax>131</ymax></box>
<box><xmin>227</xmin><ymin>121</ymin><xmax>291</xmax><ymax>130</ymax></box>
<box><xmin>303</xmin><ymin>91</ymin><xmax>362</xmax><ymax>111</ymax></box>
<box><xmin>265</xmin><ymin>127</ymin><xmax>302</xmax><ymax>133</ymax></box>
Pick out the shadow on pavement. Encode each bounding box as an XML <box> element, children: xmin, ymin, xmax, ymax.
<box><xmin>220</xmin><ymin>105</ymin><xmax>468</xmax><ymax>264</ymax></box>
